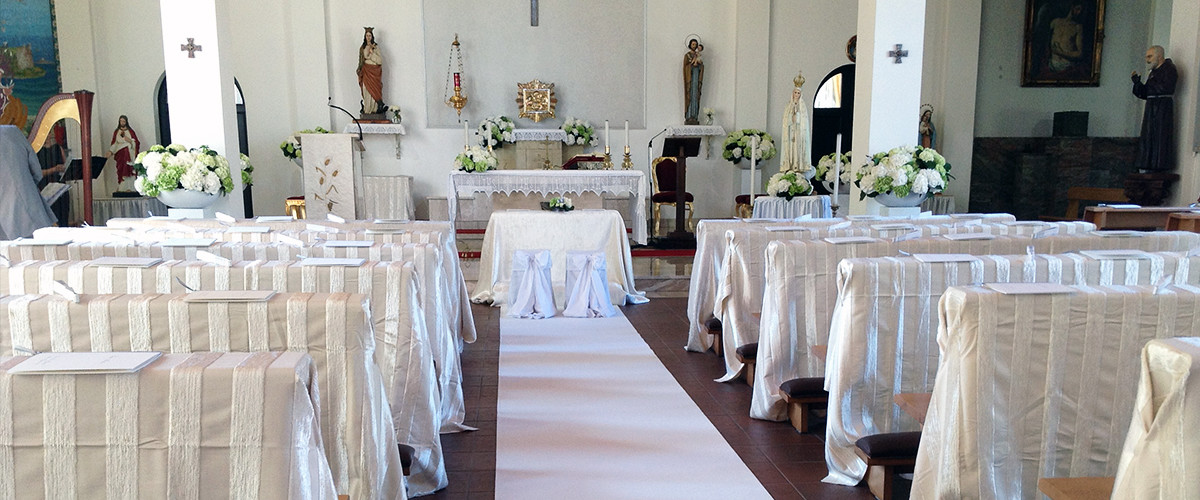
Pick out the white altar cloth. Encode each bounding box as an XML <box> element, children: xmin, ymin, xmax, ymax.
<box><xmin>912</xmin><ymin>284</ymin><xmax>1200</xmax><ymax>500</ymax></box>
<box><xmin>448</xmin><ymin>170</ymin><xmax>649</xmax><ymax>244</ymax></box>
<box><xmin>750</xmin><ymin>195</ymin><xmax>832</xmax><ymax>219</ymax></box>
<box><xmin>92</xmin><ymin>196</ymin><xmax>169</xmax><ymax>226</ymax></box>
<box><xmin>362</xmin><ymin>175</ymin><xmax>415</xmax><ymax>220</ymax></box>
<box><xmin>0</xmin><ymin>292</ymin><xmax>406</xmax><ymax>499</ymax></box>
<box><xmin>0</xmin><ymin>352</ymin><xmax>338</xmax><ymax>499</ymax></box>
<box><xmin>1112</xmin><ymin>337</ymin><xmax>1200</xmax><ymax>499</ymax></box>
<box><xmin>471</xmin><ymin>210</ymin><xmax>647</xmax><ymax>307</ymax></box>
<box><xmin>821</xmin><ymin>252</ymin><xmax>1200</xmax><ymax>485</ymax></box>
<box><xmin>0</xmin><ymin>261</ymin><xmax>447</xmax><ymax>495</ymax></box>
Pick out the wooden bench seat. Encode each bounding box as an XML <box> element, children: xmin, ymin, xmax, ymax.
<box><xmin>780</xmin><ymin>377</ymin><xmax>827</xmax><ymax>433</ymax></box>
<box><xmin>854</xmin><ymin>431</ymin><xmax>922</xmax><ymax>500</ymax></box>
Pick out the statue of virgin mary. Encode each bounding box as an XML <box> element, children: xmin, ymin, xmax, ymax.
<box><xmin>780</xmin><ymin>71</ymin><xmax>813</xmax><ymax>175</ymax></box>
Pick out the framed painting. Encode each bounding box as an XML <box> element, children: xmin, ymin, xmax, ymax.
<box><xmin>1021</xmin><ymin>0</ymin><xmax>1106</xmax><ymax>87</ymax></box>
<box><xmin>0</xmin><ymin>0</ymin><xmax>63</xmax><ymax>133</ymax></box>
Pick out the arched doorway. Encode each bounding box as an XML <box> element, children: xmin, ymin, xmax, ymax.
<box><xmin>155</xmin><ymin>76</ymin><xmax>253</xmax><ymax>216</ymax></box>
<box><xmin>811</xmin><ymin>64</ymin><xmax>855</xmax><ymax>166</ymax></box>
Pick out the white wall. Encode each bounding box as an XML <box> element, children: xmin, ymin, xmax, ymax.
<box><xmin>974</xmin><ymin>0</ymin><xmax>1152</xmax><ymax>138</ymax></box>
<box><xmin>922</xmin><ymin>0</ymin><xmax>982</xmax><ymax>209</ymax></box>
<box><xmin>1168</xmin><ymin>0</ymin><xmax>1200</xmax><ymax>205</ymax></box>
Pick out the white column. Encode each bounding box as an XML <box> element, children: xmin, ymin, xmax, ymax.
<box><xmin>734</xmin><ymin>0</ymin><xmax>771</xmax><ymax>197</ymax></box>
<box><xmin>850</xmin><ymin>0</ymin><xmax>927</xmax><ymax>215</ymax></box>
<box><xmin>159</xmin><ymin>0</ymin><xmax>244</xmax><ymax>216</ymax></box>
<box><xmin>922</xmin><ymin>0</ymin><xmax>982</xmax><ymax>211</ymax></box>
<box><xmin>1168</xmin><ymin>0</ymin><xmax>1200</xmax><ymax>206</ymax></box>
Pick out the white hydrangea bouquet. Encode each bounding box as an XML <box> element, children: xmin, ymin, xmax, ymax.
<box><xmin>854</xmin><ymin>145</ymin><xmax>951</xmax><ymax>201</ymax></box>
<box><xmin>478</xmin><ymin>115</ymin><xmax>515</xmax><ymax>149</ymax></box>
<box><xmin>133</xmin><ymin>144</ymin><xmax>234</xmax><ymax>197</ymax></box>
<box><xmin>541</xmin><ymin>196</ymin><xmax>574</xmax><ymax>212</ymax></box>
<box><xmin>561</xmin><ymin>117</ymin><xmax>599</xmax><ymax>147</ymax></box>
<box><xmin>814</xmin><ymin>151</ymin><xmax>854</xmax><ymax>184</ymax></box>
<box><xmin>279</xmin><ymin>126</ymin><xmax>331</xmax><ymax>160</ymax></box>
<box><xmin>722</xmin><ymin>129</ymin><xmax>777</xmax><ymax>165</ymax></box>
<box><xmin>765</xmin><ymin>170</ymin><xmax>813</xmax><ymax>200</ymax></box>
<box><xmin>455</xmin><ymin>146</ymin><xmax>498</xmax><ymax>173</ymax></box>
<box><xmin>240</xmin><ymin>153</ymin><xmax>254</xmax><ymax>187</ymax></box>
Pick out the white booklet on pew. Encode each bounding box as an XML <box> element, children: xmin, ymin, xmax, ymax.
<box><xmin>256</xmin><ymin>215</ymin><xmax>295</xmax><ymax>222</ymax></box>
<box><xmin>942</xmin><ymin>233</ymin><xmax>995</xmax><ymax>241</ymax></box>
<box><xmin>160</xmin><ymin>238</ymin><xmax>216</xmax><ymax>247</ymax></box>
<box><xmin>1079</xmin><ymin>250</ymin><xmax>1152</xmax><ymax>260</ymax></box>
<box><xmin>985</xmin><ymin>282</ymin><xmax>1076</xmax><ymax>295</ymax></box>
<box><xmin>823</xmin><ymin>236</ymin><xmax>878</xmax><ymax>245</ymax></box>
<box><xmin>871</xmin><ymin>223</ymin><xmax>918</xmax><ymax>231</ymax></box>
<box><xmin>9</xmin><ymin>352</ymin><xmax>162</xmax><ymax>375</ymax></box>
<box><xmin>764</xmin><ymin>226</ymin><xmax>814</xmax><ymax>232</ymax></box>
<box><xmin>373</xmin><ymin>218</ymin><xmax>410</xmax><ymax>224</ymax></box>
<box><xmin>226</xmin><ymin>226</ymin><xmax>271</xmax><ymax>233</ymax></box>
<box><xmin>1091</xmin><ymin>230</ymin><xmax>1144</xmax><ymax>237</ymax></box>
<box><xmin>184</xmin><ymin>290</ymin><xmax>276</xmax><ymax>302</ymax></box>
<box><xmin>913</xmin><ymin>253</ymin><xmax>980</xmax><ymax>263</ymax></box>
<box><xmin>365</xmin><ymin>228</ymin><xmax>405</xmax><ymax>234</ymax></box>
<box><xmin>299</xmin><ymin>257</ymin><xmax>366</xmax><ymax>267</ymax></box>
<box><xmin>89</xmin><ymin>257</ymin><xmax>162</xmax><ymax>267</ymax></box>
<box><xmin>11</xmin><ymin>238</ymin><xmax>71</xmax><ymax>246</ymax></box>
<box><xmin>321</xmin><ymin>240</ymin><xmax>374</xmax><ymax>248</ymax></box>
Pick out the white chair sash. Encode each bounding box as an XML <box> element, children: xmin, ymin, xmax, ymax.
<box><xmin>563</xmin><ymin>251</ymin><xmax>617</xmax><ymax>318</ymax></box>
<box><xmin>510</xmin><ymin>250</ymin><xmax>556</xmax><ymax>319</ymax></box>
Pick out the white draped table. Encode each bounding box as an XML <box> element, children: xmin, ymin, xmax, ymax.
<box><xmin>362</xmin><ymin>175</ymin><xmax>415</xmax><ymax>220</ymax></box>
<box><xmin>750</xmin><ymin>195</ymin><xmax>832</xmax><ymax>219</ymax></box>
<box><xmin>919</xmin><ymin>194</ymin><xmax>955</xmax><ymax>215</ymax></box>
<box><xmin>913</xmin><ymin>284</ymin><xmax>1200</xmax><ymax>500</ymax></box>
<box><xmin>448</xmin><ymin>170</ymin><xmax>649</xmax><ymax>244</ymax></box>
<box><xmin>471</xmin><ymin>210</ymin><xmax>647</xmax><ymax>307</ymax></box>
<box><xmin>92</xmin><ymin>197</ymin><xmax>168</xmax><ymax>225</ymax></box>
<box><xmin>0</xmin><ymin>352</ymin><xmax>338</xmax><ymax>499</ymax></box>
<box><xmin>821</xmin><ymin>252</ymin><xmax>1200</xmax><ymax>486</ymax></box>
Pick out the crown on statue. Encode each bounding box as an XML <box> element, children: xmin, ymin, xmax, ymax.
<box><xmin>920</xmin><ymin>103</ymin><xmax>934</xmax><ymax>115</ymax></box>
<box><xmin>793</xmin><ymin>71</ymin><xmax>805</xmax><ymax>89</ymax></box>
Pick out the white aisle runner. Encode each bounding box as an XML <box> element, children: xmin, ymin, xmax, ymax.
<box><xmin>496</xmin><ymin>312</ymin><xmax>771</xmax><ymax>499</ymax></box>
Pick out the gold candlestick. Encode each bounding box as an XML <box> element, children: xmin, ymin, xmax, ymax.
<box><xmin>601</xmin><ymin>146</ymin><xmax>614</xmax><ymax>170</ymax></box>
<box><xmin>621</xmin><ymin>146</ymin><xmax>633</xmax><ymax>170</ymax></box>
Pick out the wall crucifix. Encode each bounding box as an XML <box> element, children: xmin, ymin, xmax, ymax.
<box><xmin>180</xmin><ymin>38</ymin><xmax>202</xmax><ymax>58</ymax></box>
<box><xmin>888</xmin><ymin>44</ymin><xmax>909</xmax><ymax>64</ymax></box>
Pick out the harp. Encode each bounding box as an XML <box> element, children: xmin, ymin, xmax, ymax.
<box><xmin>27</xmin><ymin>90</ymin><xmax>96</xmax><ymax>225</ymax></box>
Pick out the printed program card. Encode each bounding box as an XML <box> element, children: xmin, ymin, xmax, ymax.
<box><xmin>764</xmin><ymin>226</ymin><xmax>814</xmax><ymax>232</ymax></box>
<box><xmin>89</xmin><ymin>257</ymin><xmax>162</xmax><ymax>268</ymax></box>
<box><xmin>373</xmin><ymin>219</ymin><xmax>410</xmax><ymax>224</ymax></box>
<box><xmin>321</xmin><ymin>240</ymin><xmax>374</xmax><ymax>248</ymax></box>
<box><xmin>226</xmin><ymin>226</ymin><xmax>271</xmax><ymax>233</ymax></box>
<box><xmin>913</xmin><ymin>253</ymin><xmax>980</xmax><ymax>263</ymax></box>
<box><xmin>823</xmin><ymin>236</ymin><xmax>878</xmax><ymax>245</ymax></box>
<box><xmin>184</xmin><ymin>290</ymin><xmax>276</xmax><ymax>302</ymax></box>
<box><xmin>1092</xmin><ymin>230</ymin><xmax>1145</xmax><ymax>237</ymax></box>
<box><xmin>256</xmin><ymin>215</ymin><xmax>295</xmax><ymax>222</ymax></box>
<box><xmin>871</xmin><ymin>223</ymin><xmax>917</xmax><ymax>231</ymax></box>
<box><xmin>299</xmin><ymin>257</ymin><xmax>367</xmax><ymax>267</ymax></box>
<box><xmin>942</xmin><ymin>233</ymin><xmax>995</xmax><ymax>241</ymax></box>
<box><xmin>12</xmin><ymin>238</ymin><xmax>70</xmax><ymax>246</ymax></box>
<box><xmin>10</xmin><ymin>352</ymin><xmax>162</xmax><ymax>375</ymax></box>
<box><xmin>1079</xmin><ymin>250</ymin><xmax>1153</xmax><ymax>260</ymax></box>
<box><xmin>985</xmin><ymin>282</ymin><xmax>1076</xmax><ymax>295</ymax></box>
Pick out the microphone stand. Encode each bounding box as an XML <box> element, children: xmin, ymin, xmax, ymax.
<box><xmin>646</xmin><ymin>126</ymin><xmax>668</xmax><ymax>177</ymax></box>
<box><xmin>327</xmin><ymin>97</ymin><xmax>363</xmax><ymax>141</ymax></box>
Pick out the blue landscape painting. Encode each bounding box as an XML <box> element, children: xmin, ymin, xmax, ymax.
<box><xmin>0</xmin><ymin>0</ymin><xmax>62</xmax><ymax>133</ymax></box>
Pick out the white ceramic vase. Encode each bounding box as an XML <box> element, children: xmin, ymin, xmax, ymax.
<box><xmin>157</xmin><ymin>189</ymin><xmax>219</xmax><ymax>209</ymax></box>
<box><xmin>874</xmin><ymin>191</ymin><xmax>928</xmax><ymax>207</ymax></box>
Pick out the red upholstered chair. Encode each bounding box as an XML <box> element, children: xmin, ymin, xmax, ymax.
<box><xmin>651</xmin><ymin>157</ymin><xmax>695</xmax><ymax>235</ymax></box>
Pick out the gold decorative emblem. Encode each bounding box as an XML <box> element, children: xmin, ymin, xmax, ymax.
<box><xmin>515</xmin><ymin>79</ymin><xmax>557</xmax><ymax>122</ymax></box>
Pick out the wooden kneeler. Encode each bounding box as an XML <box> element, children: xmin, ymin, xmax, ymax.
<box><xmin>779</xmin><ymin>377</ymin><xmax>828</xmax><ymax>433</ymax></box>
<box><xmin>853</xmin><ymin>432</ymin><xmax>921</xmax><ymax>500</ymax></box>
<box><xmin>735</xmin><ymin>342</ymin><xmax>758</xmax><ymax>387</ymax></box>
<box><xmin>704</xmin><ymin>317</ymin><xmax>723</xmax><ymax>356</ymax></box>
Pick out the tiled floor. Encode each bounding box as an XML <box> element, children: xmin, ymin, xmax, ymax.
<box><xmin>428</xmin><ymin>298</ymin><xmax>876</xmax><ymax>499</ymax></box>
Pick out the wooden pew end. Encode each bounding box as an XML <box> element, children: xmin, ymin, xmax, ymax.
<box><xmin>780</xmin><ymin>377</ymin><xmax>828</xmax><ymax>433</ymax></box>
<box><xmin>854</xmin><ymin>431</ymin><xmax>921</xmax><ymax>500</ymax></box>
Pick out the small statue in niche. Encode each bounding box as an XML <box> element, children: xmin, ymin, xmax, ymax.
<box><xmin>357</xmin><ymin>27</ymin><xmax>386</xmax><ymax>117</ymax></box>
<box><xmin>107</xmin><ymin>115</ymin><xmax>140</xmax><ymax>191</ymax></box>
<box><xmin>918</xmin><ymin>104</ymin><xmax>936</xmax><ymax>150</ymax></box>
<box><xmin>683</xmin><ymin>37</ymin><xmax>705</xmax><ymax>125</ymax></box>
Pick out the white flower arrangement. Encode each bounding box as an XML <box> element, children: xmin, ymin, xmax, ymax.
<box><xmin>240</xmin><ymin>153</ymin><xmax>254</xmax><ymax>187</ymax></box>
<box><xmin>766</xmin><ymin>170</ymin><xmax>814</xmax><ymax>200</ymax></box>
<box><xmin>703</xmin><ymin>107</ymin><xmax>715</xmax><ymax>125</ymax></box>
<box><xmin>814</xmin><ymin>151</ymin><xmax>855</xmax><ymax>184</ymax></box>
<box><xmin>722</xmin><ymin>129</ymin><xmax>777</xmax><ymax>165</ymax></box>
<box><xmin>854</xmin><ymin>145</ymin><xmax>951</xmax><ymax>200</ymax></box>
<box><xmin>279</xmin><ymin>126</ymin><xmax>331</xmax><ymax>160</ymax></box>
<box><xmin>560</xmin><ymin>117</ymin><xmax>599</xmax><ymax>147</ymax></box>
<box><xmin>455</xmin><ymin>146</ymin><xmax>498</xmax><ymax>173</ymax></box>
<box><xmin>133</xmin><ymin>144</ymin><xmax>234</xmax><ymax>198</ymax></box>
<box><xmin>386</xmin><ymin>105</ymin><xmax>402</xmax><ymax>124</ymax></box>
<box><xmin>544</xmin><ymin>196</ymin><xmax>574</xmax><ymax>211</ymax></box>
<box><xmin>478</xmin><ymin>115</ymin><xmax>516</xmax><ymax>149</ymax></box>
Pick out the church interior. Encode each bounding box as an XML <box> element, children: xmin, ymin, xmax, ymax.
<box><xmin>1</xmin><ymin>0</ymin><xmax>1200</xmax><ymax>499</ymax></box>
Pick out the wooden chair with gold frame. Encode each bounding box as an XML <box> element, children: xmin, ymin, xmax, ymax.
<box><xmin>651</xmin><ymin>156</ymin><xmax>695</xmax><ymax>235</ymax></box>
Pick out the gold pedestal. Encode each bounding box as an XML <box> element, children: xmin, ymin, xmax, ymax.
<box><xmin>285</xmin><ymin>196</ymin><xmax>307</xmax><ymax>220</ymax></box>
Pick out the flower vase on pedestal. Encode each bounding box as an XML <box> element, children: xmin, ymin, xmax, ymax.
<box><xmin>874</xmin><ymin>192</ymin><xmax>928</xmax><ymax>207</ymax></box>
<box><xmin>157</xmin><ymin>189</ymin><xmax>219</xmax><ymax>209</ymax></box>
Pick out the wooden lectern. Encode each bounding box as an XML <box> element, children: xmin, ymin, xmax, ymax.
<box><xmin>662</xmin><ymin>137</ymin><xmax>701</xmax><ymax>244</ymax></box>
<box><xmin>300</xmin><ymin>133</ymin><xmax>364</xmax><ymax>221</ymax></box>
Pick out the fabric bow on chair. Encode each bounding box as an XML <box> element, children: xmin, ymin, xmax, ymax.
<box><xmin>563</xmin><ymin>251</ymin><xmax>617</xmax><ymax>318</ymax></box>
<box><xmin>509</xmin><ymin>249</ymin><xmax>556</xmax><ymax>318</ymax></box>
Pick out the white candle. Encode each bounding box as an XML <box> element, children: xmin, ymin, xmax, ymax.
<box><xmin>624</xmin><ymin>120</ymin><xmax>630</xmax><ymax>151</ymax></box>
<box><xmin>833</xmin><ymin>133</ymin><xmax>842</xmax><ymax>196</ymax></box>
<box><xmin>750</xmin><ymin>135</ymin><xmax>759</xmax><ymax>195</ymax></box>
<box><xmin>605</xmin><ymin>120</ymin><xmax>610</xmax><ymax>150</ymax></box>
<box><xmin>463</xmin><ymin>120</ymin><xmax>469</xmax><ymax>149</ymax></box>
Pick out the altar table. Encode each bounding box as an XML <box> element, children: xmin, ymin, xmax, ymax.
<box><xmin>471</xmin><ymin>210</ymin><xmax>647</xmax><ymax>307</ymax></box>
<box><xmin>912</xmin><ymin>284</ymin><xmax>1200</xmax><ymax>499</ymax></box>
<box><xmin>92</xmin><ymin>196</ymin><xmax>168</xmax><ymax>226</ymax></box>
<box><xmin>750</xmin><ymin>195</ymin><xmax>832</xmax><ymax>219</ymax></box>
<box><xmin>819</xmin><ymin>251</ymin><xmax>1200</xmax><ymax>486</ymax></box>
<box><xmin>448</xmin><ymin>170</ymin><xmax>649</xmax><ymax>244</ymax></box>
<box><xmin>0</xmin><ymin>352</ymin><xmax>337</xmax><ymax>499</ymax></box>
<box><xmin>0</xmin><ymin>292</ymin><xmax>406</xmax><ymax>499</ymax></box>
<box><xmin>361</xmin><ymin>175</ymin><xmax>415</xmax><ymax>220</ymax></box>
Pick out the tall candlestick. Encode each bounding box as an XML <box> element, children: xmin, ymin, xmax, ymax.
<box><xmin>604</xmin><ymin>120</ymin><xmax>611</xmax><ymax>151</ymax></box>
<box><xmin>833</xmin><ymin>133</ymin><xmax>842</xmax><ymax>197</ymax></box>
<box><xmin>624</xmin><ymin>120</ymin><xmax>630</xmax><ymax>151</ymax></box>
<box><xmin>750</xmin><ymin>135</ymin><xmax>759</xmax><ymax>197</ymax></box>
<box><xmin>463</xmin><ymin>120</ymin><xmax>469</xmax><ymax>150</ymax></box>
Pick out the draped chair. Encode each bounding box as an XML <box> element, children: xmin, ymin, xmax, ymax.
<box><xmin>651</xmin><ymin>157</ymin><xmax>694</xmax><ymax>235</ymax></box>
